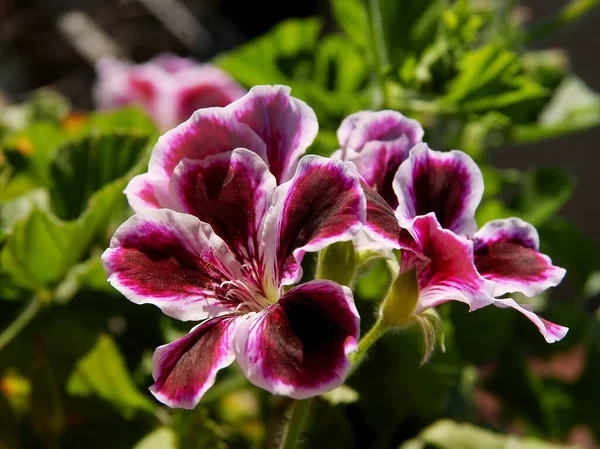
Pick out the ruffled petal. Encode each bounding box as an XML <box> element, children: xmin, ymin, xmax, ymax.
<box><xmin>494</xmin><ymin>298</ymin><xmax>569</xmax><ymax>343</ymax></box>
<box><xmin>234</xmin><ymin>280</ymin><xmax>359</xmax><ymax>399</ymax></box>
<box><xmin>150</xmin><ymin>315</ymin><xmax>242</xmax><ymax>409</ymax></box>
<box><xmin>394</xmin><ymin>144</ymin><xmax>483</xmax><ymax>237</ymax></box>
<box><xmin>338</xmin><ymin>110</ymin><xmax>424</xmax><ymax>208</ymax></box>
<box><xmin>170</xmin><ymin>149</ymin><xmax>276</xmax><ymax>274</ymax></box>
<box><xmin>473</xmin><ymin>218</ymin><xmax>566</xmax><ymax>297</ymax></box>
<box><xmin>124</xmin><ymin>173</ymin><xmax>163</xmax><ymax>212</ymax></box>
<box><xmin>227</xmin><ymin>85</ymin><xmax>318</xmax><ymax>183</ymax></box>
<box><xmin>148</xmin><ymin>107</ymin><xmax>267</xmax><ymax>189</ymax></box>
<box><xmin>173</xmin><ymin>66</ymin><xmax>246</xmax><ymax>123</ymax></box>
<box><xmin>263</xmin><ymin>155</ymin><xmax>366</xmax><ymax>286</ymax></box>
<box><xmin>102</xmin><ymin>209</ymin><xmax>243</xmax><ymax>321</ymax></box>
<box><xmin>405</xmin><ymin>214</ymin><xmax>495</xmax><ymax>314</ymax></box>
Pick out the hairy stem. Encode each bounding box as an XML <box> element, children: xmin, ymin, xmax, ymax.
<box><xmin>348</xmin><ymin>317</ymin><xmax>389</xmax><ymax>375</ymax></box>
<box><xmin>0</xmin><ymin>296</ymin><xmax>41</xmax><ymax>352</ymax></box>
<box><xmin>279</xmin><ymin>398</ymin><xmax>311</xmax><ymax>449</ymax></box>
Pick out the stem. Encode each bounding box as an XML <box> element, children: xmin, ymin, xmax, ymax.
<box><xmin>525</xmin><ymin>0</ymin><xmax>599</xmax><ymax>44</ymax></box>
<box><xmin>279</xmin><ymin>398</ymin><xmax>311</xmax><ymax>449</ymax></box>
<box><xmin>0</xmin><ymin>297</ymin><xmax>41</xmax><ymax>351</ymax></box>
<box><xmin>348</xmin><ymin>318</ymin><xmax>389</xmax><ymax>375</ymax></box>
<box><xmin>365</xmin><ymin>0</ymin><xmax>390</xmax><ymax>107</ymax></box>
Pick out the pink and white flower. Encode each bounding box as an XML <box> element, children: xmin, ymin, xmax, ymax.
<box><xmin>94</xmin><ymin>53</ymin><xmax>246</xmax><ymax>130</ymax></box>
<box><xmin>102</xmin><ymin>87</ymin><xmax>363</xmax><ymax>408</ymax></box>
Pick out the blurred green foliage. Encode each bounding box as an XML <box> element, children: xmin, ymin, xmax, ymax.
<box><xmin>1</xmin><ymin>0</ymin><xmax>599</xmax><ymax>448</ymax></box>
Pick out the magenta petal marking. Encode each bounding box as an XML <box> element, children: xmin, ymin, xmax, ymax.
<box><xmin>494</xmin><ymin>298</ymin><xmax>568</xmax><ymax>343</ymax></box>
<box><xmin>473</xmin><ymin>218</ymin><xmax>566</xmax><ymax>297</ymax></box>
<box><xmin>101</xmin><ymin>209</ymin><xmax>242</xmax><ymax>321</ymax></box>
<box><xmin>150</xmin><ymin>315</ymin><xmax>242</xmax><ymax>409</ymax></box>
<box><xmin>338</xmin><ymin>110</ymin><xmax>424</xmax><ymax>208</ymax></box>
<box><xmin>227</xmin><ymin>85</ymin><xmax>318</xmax><ymax>183</ymax></box>
<box><xmin>170</xmin><ymin>149</ymin><xmax>276</xmax><ymax>270</ymax></box>
<box><xmin>124</xmin><ymin>173</ymin><xmax>163</xmax><ymax>212</ymax></box>
<box><xmin>406</xmin><ymin>214</ymin><xmax>495</xmax><ymax>314</ymax></box>
<box><xmin>394</xmin><ymin>144</ymin><xmax>483</xmax><ymax>237</ymax></box>
<box><xmin>148</xmin><ymin>107</ymin><xmax>267</xmax><ymax>181</ymax></box>
<box><xmin>264</xmin><ymin>155</ymin><xmax>366</xmax><ymax>286</ymax></box>
<box><xmin>234</xmin><ymin>281</ymin><xmax>359</xmax><ymax>399</ymax></box>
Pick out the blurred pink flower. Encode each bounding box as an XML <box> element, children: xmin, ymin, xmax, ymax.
<box><xmin>93</xmin><ymin>53</ymin><xmax>246</xmax><ymax>130</ymax></box>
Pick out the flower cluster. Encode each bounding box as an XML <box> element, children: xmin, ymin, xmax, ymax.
<box><xmin>102</xmin><ymin>85</ymin><xmax>567</xmax><ymax>409</ymax></box>
<box><xmin>94</xmin><ymin>54</ymin><xmax>245</xmax><ymax>130</ymax></box>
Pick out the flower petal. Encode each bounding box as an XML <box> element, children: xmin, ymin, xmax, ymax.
<box><xmin>338</xmin><ymin>111</ymin><xmax>424</xmax><ymax>208</ymax></box>
<box><xmin>263</xmin><ymin>155</ymin><xmax>366</xmax><ymax>286</ymax></box>
<box><xmin>102</xmin><ymin>209</ymin><xmax>243</xmax><ymax>321</ymax></box>
<box><xmin>473</xmin><ymin>218</ymin><xmax>566</xmax><ymax>297</ymax></box>
<box><xmin>494</xmin><ymin>298</ymin><xmax>569</xmax><ymax>343</ymax></box>
<box><xmin>394</xmin><ymin>144</ymin><xmax>483</xmax><ymax>237</ymax></box>
<box><xmin>405</xmin><ymin>214</ymin><xmax>494</xmax><ymax>314</ymax></box>
<box><xmin>227</xmin><ymin>85</ymin><xmax>318</xmax><ymax>183</ymax></box>
<box><xmin>234</xmin><ymin>280</ymin><xmax>359</xmax><ymax>399</ymax></box>
<box><xmin>174</xmin><ymin>66</ymin><xmax>246</xmax><ymax>123</ymax></box>
<box><xmin>170</xmin><ymin>148</ymin><xmax>276</xmax><ymax>272</ymax></box>
<box><xmin>124</xmin><ymin>173</ymin><xmax>163</xmax><ymax>212</ymax></box>
<box><xmin>148</xmin><ymin>107</ymin><xmax>266</xmax><ymax>188</ymax></box>
<box><xmin>150</xmin><ymin>315</ymin><xmax>242</xmax><ymax>409</ymax></box>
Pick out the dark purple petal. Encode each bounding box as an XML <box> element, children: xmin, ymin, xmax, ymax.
<box><xmin>234</xmin><ymin>280</ymin><xmax>359</xmax><ymax>398</ymax></box>
<box><xmin>102</xmin><ymin>209</ymin><xmax>244</xmax><ymax>321</ymax></box>
<box><xmin>404</xmin><ymin>214</ymin><xmax>495</xmax><ymax>314</ymax></box>
<box><xmin>263</xmin><ymin>156</ymin><xmax>366</xmax><ymax>286</ymax></box>
<box><xmin>494</xmin><ymin>299</ymin><xmax>568</xmax><ymax>343</ymax></box>
<box><xmin>394</xmin><ymin>144</ymin><xmax>483</xmax><ymax>237</ymax></box>
<box><xmin>151</xmin><ymin>315</ymin><xmax>242</xmax><ymax>408</ymax></box>
<box><xmin>360</xmin><ymin>180</ymin><xmax>417</xmax><ymax>252</ymax></box>
<box><xmin>227</xmin><ymin>85</ymin><xmax>318</xmax><ymax>183</ymax></box>
<box><xmin>473</xmin><ymin>218</ymin><xmax>566</xmax><ymax>297</ymax></box>
<box><xmin>148</xmin><ymin>108</ymin><xmax>266</xmax><ymax>201</ymax></box>
<box><xmin>338</xmin><ymin>110</ymin><xmax>424</xmax><ymax>208</ymax></box>
<box><xmin>170</xmin><ymin>149</ymin><xmax>276</xmax><ymax>280</ymax></box>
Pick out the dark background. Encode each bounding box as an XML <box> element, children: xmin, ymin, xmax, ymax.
<box><xmin>1</xmin><ymin>0</ymin><xmax>598</xmax><ymax>246</ymax></box>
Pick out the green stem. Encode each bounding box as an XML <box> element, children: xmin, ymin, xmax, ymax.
<box><xmin>365</xmin><ymin>0</ymin><xmax>390</xmax><ymax>107</ymax></box>
<box><xmin>348</xmin><ymin>318</ymin><xmax>389</xmax><ymax>375</ymax></box>
<box><xmin>279</xmin><ymin>398</ymin><xmax>311</xmax><ymax>449</ymax></box>
<box><xmin>0</xmin><ymin>296</ymin><xmax>41</xmax><ymax>352</ymax></box>
<box><xmin>525</xmin><ymin>0</ymin><xmax>600</xmax><ymax>44</ymax></box>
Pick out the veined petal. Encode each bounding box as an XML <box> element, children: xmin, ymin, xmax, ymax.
<box><xmin>473</xmin><ymin>218</ymin><xmax>566</xmax><ymax>297</ymax></box>
<box><xmin>170</xmin><ymin>149</ymin><xmax>276</xmax><ymax>273</ymax></box>
<box><xmin>124</xmin><ymin>173</ymin><xmax>163</xmax><ymax>212</ymax></box>
<box><xmin>102</xmin><ymin>209</ymin><xmax>243</xmax><ymax>321</ymax></box>
<box><xmin>406</xmin><ymin>214</ymin><xmax>494</xmax><ymax>314</ymax></box>
<box><xmin>174</xmin><ymin>65</ymin><xmax>246</xmax><ymax>124</ymax></box>
<box><xmin>150</xmin><ymin>315</ymin><xmax>243</xmax><ymax>409</ymax></box>
<box><xmin>394</xmin><ymin>144</ymin><xmax>483</xmax><ymax>237</ymax></box>
<box><xmin>339</xmin><ymin>111</ymin><xmax>424</xmax><ymax>208</ymax></box>
<box><xmin>227</xmin><ymin>85</ymin><xmax>318</xmax><ymax>183</ymax></box>
<box><xmin>361</xmin><ymin>180</ymin><xmax>416</xmax><ymax>252</ymax></box>
<box><xmin>264</xmin><ymin>155</ymin><xmax>366</xmax><ymax>286</ymax></box>
<box><xmin>148</xmin><ymin>107</ymin><xmax>267</xmax><ymax>184</ymax></box>
<box><xmin>234</xmin><ymin>280</ymin><xmax>359</xmax><ymax>399</ymax></box>
<box><xmin>494</xmin><ymin>298</ymin><xmax>569</xmax><ymax>343</ymax></box>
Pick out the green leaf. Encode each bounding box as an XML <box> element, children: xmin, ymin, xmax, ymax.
<box><xmin>133</xmin><ymin>427</ymin><xmax>177</xmax><ymax>449</ymax></box>
<box><xmin>321</xmin><ymin>385</ymin><xmax>360</xmax><ymax>405</ymax></box>
<box><xmin>400</xmin><ymin>419</ymin><xmax>574</xmax><ymax>449</ymax></box>
<box><xmin>50</xmin><ymin>133</ymin><xmax>151</xmax><ymax>220</ymax></box>
<box><xmin>54</xmin><ymin>255</ymin><xmax>118</xmax><ymax>304</ymax></box>
<box><xmin>0</xmin><ymin>187</ymin><xmax>50</xmax><ymax>230</ymax></box>
<box><xmin>67</xmin><ymin>334</ymin><xmax>156</xmax><ymax>418</ymax></box>
<box><xmin>78</xmin><ymin>107</ymin><xmax>157</xmax><ymax>137</ymax></box>
<box><xmin>331</xmin><ymin>0</ymin><xmax>369</xmax><ymax>49</ymax></box>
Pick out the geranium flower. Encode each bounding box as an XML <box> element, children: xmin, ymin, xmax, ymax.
<box><xmin>355</xmin><ymin>141</ymin><xmax>568</xmax><ymax>343</ymax></box>
<box><xmin>125</xmin><ymin>85</ymin><xmax>318</xmax><ymax>212</ymax></box>
<box><xmin>102</xmin><ymin>149</ymin><xmax>364</xmax><ymax>408</ymax></box>
<box><xmin>93</xmin><ymin>53</ymin><xmax>246</xmax><ymax>130</ymax></box>
<box><xmin>334</xmin><ymin>110</ymin><xmax>423</xmax><ymax>208</ymax></box>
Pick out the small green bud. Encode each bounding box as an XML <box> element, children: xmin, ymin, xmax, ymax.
<box><xmin>380</xmin><ymin>268</ymin><xmax>419</xmax><ymax>327</ymax></box>
<box><xmin>316</xmin><ymin>241</ymin><xmax>357</xmax><ymax>286</ymax></box>
<box><xmin>415</xmin><ymin>309</ymin><xmax>446</xmax><ymax>366</ymax></box>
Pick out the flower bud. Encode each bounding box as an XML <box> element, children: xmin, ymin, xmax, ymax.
<box><xmin>380</xmin><ymin>268</ymin><xmax>419</xmax><ymax>327</ymax></box>
<box><xmin>316</xmin><ymin>241</ymin><xmax>357</xmax><ymax>287</ymax></box>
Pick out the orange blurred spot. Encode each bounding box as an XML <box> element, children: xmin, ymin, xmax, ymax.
<box><xmin>14</xmin><ymin>137</ymin><xmax>33</xmax><ymax>156</ymax></box>
<box><xmin>62</xmin><ymin>113</ymin><xmax>88</xmax><ymax>133</ymax></box>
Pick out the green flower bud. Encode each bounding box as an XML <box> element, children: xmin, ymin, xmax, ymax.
<box><xmin>380</xmin><ymin>268</ymin><xmax>419</xmax><ymax>327</ymax></box>
<box><xmin>316</xmin><ymin>240</ymin><xmax>357</xmax><ymax>286</ymax></box>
